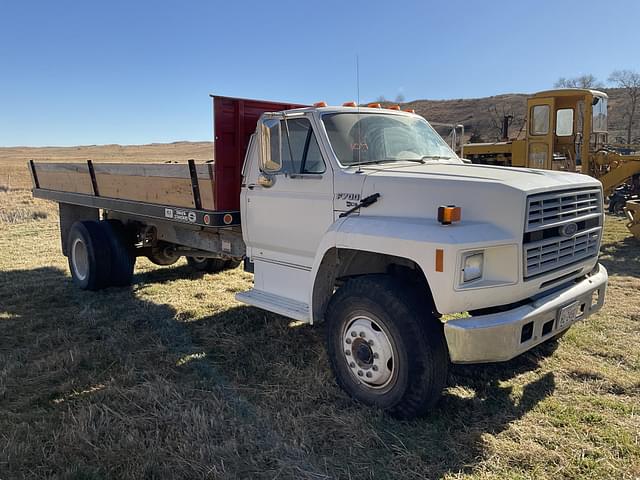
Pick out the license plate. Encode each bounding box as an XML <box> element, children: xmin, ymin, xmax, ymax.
<box><xmin>557</xmin><ymin>302</ymin><xmax>580</xmax><ymax>329</ymax></box>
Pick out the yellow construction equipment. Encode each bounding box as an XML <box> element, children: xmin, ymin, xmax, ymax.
<box><xmin>624</xmin><ymin>200</ymin><xmax>640</xmax><ymax>240</ymax></box>
<box><xmin>463</xmin><ymin>88</ymin><xmax>640</xmax><ymax>197</ymax></box>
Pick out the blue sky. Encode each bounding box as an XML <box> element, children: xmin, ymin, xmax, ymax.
<box><xmin>1</xmin><ymin>0</ymin><xmax>638</xmax><ymax>146</ymax></box>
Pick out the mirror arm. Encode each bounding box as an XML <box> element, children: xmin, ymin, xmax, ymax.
<box><xmin>282</xmin><ymin>112</ymin><xmax>297</xmax><ymax>173</ymax></box>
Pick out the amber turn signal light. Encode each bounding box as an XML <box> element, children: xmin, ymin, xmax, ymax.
<box><xmin>437</xmin><ymin>205</ymin><xmax>461</xmax><ymax>225</ymax></box>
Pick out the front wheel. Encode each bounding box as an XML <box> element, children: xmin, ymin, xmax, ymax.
<box><xmin>325</xmin><ymin>275</ymin><xmax>448</xmax><ymax>419</ymax></box>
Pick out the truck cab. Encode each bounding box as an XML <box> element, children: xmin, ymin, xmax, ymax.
<box><xmin>236</xmin><ymin>103</ymin><xmax>607</xmax><ymax>415</ymax></box>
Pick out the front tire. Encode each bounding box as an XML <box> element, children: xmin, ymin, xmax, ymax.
<box><xmin>325</xmin><ymin>275</ymin><xmax>448</xmax><ymax>419</ymax></box>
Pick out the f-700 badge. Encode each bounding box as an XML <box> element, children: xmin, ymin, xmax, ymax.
<box><xmin>336</xmin><ymin>193</ymin><xmax>361</xmax><ymax>201</ymax></box>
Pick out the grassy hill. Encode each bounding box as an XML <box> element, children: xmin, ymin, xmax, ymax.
<box><xmin>400</xmin><ymin>88</ymin><xmax>636</xmax><ymax>144</ymax></box>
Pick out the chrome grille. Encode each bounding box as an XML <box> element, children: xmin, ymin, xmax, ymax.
<box><xmin>525</xmin><ymin>228</ymin><xmax>600</xmax><ymax>278</ymax></box>
<box><xmin>526</xmin><ymin>188</ymin><xmax>601</xmax><ymax>233</ymax></box>
<box><xmin>524</xmin><ymin>188</ymin><xmax>602</xmax><ymax>279</ymax></box>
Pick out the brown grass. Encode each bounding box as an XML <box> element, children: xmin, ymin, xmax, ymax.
<box><xmin>1</xmin><ymin>146</ymin><xmax>639</xmax><ymax>479</ymax></box>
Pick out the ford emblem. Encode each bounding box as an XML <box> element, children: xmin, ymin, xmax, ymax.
<box><xmin>559</xmin><ymin>223</ymin><xmax>578</xmax><ymax>237</ymax></box>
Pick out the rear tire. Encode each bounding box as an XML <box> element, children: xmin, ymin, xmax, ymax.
<box><xmin>186</xmin><ymin>256</ymin><xmax>240</xmax><ymax>273</ymax></box>
<box><xmin>325</xmin><ymin>275</ymin><xmax>448</xmax><ymax>419</ymax></box>
<box><xmin>67</xmin><ymin>221</ymin><xmax>112</xmax><ymax>291</ymax></box>
<box><xmin>99</xmin><ymin>220</ymin><xmax>135</xmax><ymax>286</ymax></box>
<box><xmin>609</xmin><ymin>200</ymin><xmax>625</xmax><ymax>215</ymax></box>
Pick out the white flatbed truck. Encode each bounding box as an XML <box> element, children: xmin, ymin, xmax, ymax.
<box><xmin>30</xmin><ymin>96</ymin><xmax>608</xmax><ymax>418</ymax></box>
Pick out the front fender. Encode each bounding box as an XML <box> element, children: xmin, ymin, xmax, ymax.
<box><xmin>309</xmin><ymin>215</ymin><xmax>517</xmax><ymax>320</ymax></box>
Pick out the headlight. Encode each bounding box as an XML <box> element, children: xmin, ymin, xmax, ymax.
<box><xmin>462</xmin><ymin>252</ymin><xmax>483</xmax><ymax>282</ymax></box>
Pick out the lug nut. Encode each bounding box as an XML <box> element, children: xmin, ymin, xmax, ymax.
<box><xmin>357</xmin><ymin>370</ymin><xmax>364</xmax><ymax>376</ymax></box>
<box><xmin>368</xmin><ymin>340</ymin><xmax>374</xmax><ymax>346</ymax></box>
<box><xmin>359</xmin><ymin>332</ymin><xmax>366</xmax><ymax>338</ymax></box>
<box><xmin>345</xmin><ymin>350</ymin><xmax>351</xmax><ymax>356</ymax></box>
<box><xmin>346</xmin><ymin>338</ymin><xmax>352</xmax><ymax>344</ymax></box>
<box><xmin>351</xmin><ymin>331</ymin><xmax>357</xmax><ymax>337</ymax></box>
<box><xmin>366</xmin><ymin>371</ymin><xmax>372</xmax><ymax>378</ymax></box>
<box><xmin>372</xmin><ymin>365</ymin><xmax>379</xmax><ymax>371</ymax></box>
<box><xmin>373</xmin><ymin>353</ymin><xmax>379</xmax><ymax>359</ymax></box>
<box><xmin>349</xmin><ymin>362</ymin><xmax>356</xmax><ymax>368</ymax></box>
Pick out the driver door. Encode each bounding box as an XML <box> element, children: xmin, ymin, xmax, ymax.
<box><xmin>243</xmin><ymin>114</ymin><xmax>334</xmax><ymax>272</ymax></box>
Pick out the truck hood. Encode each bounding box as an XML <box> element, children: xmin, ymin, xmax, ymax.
<box><xmin>353</xmin><ymin>161</ymin><xmax>602</xmax><ymax>238</ymax></box>
<box><xmin>360</xmin><ymin>161</ymin><xmax>601</xmax><ymax>194</ymax></box>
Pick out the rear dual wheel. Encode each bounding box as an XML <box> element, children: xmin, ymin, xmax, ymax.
<box><xmin>186</xmin><ymin>256</ymin><xmax>241</xmax><ymax>273</ymax></box>
<box><xmin>67</xmin><ymin>220</ymin><xmax>135</xmax><ymax>290</ymax></box>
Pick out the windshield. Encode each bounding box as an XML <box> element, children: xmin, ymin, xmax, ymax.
<box><xmin>592</xmin><ymin>96</ymin><xmax>608</xmax><ymax>133</ymax></box>
<box><xmin>322</xmin><ymin>112</ymin><xmax>460</xmax><ymax>167</ymax></box>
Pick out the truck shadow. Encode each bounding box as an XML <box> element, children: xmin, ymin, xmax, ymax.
<box><xmin>599</xmin><ymin>235</ymin><xmax>640</xmax><ymax>277</ymax></box>
<box><xmin>189</xmin><ymin>300</ymin><xmax>558</xmax><ymax>479</ymax></box>
<box><xmin>0</xmin><ymin>265</ymin><xmax>556</xmax><ymax>479</ymax></box>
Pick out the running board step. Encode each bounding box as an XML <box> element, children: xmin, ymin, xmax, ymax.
<box><xmin>235</xmin><ymin>289</ymin><xmax>310</xmax><ymax>323</ymax></box>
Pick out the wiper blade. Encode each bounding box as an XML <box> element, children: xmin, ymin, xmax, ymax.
<box><xmin>420</xmin><ymin>155</ymin><xmax>453</xmax><ymax>161</ymax></box>
<box><xmin>353</xmin><ymin>159</ymin><xmax>398</xmax><ymax>166</ymax></box>
<box><xmin>354</xmin><ymin>158</ymin><xmax>425</xmax><ymax>166</ymax></box>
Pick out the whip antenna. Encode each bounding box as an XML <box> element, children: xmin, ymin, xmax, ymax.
<box><xmin>356</xmin><ymin>55</ymin><xmax>363</xmax><ymax>173</ymax></box>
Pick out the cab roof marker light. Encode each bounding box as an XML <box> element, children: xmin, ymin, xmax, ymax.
<box><xmin>404</xmin><ymin>108</ymin><xmax>416</xmax><ymax>113</ymax></box>
<box><xmin>313</xmin><ymin>101</ymin><xmax>328</xmax><ymax>107</ymax></box>
<box><xmin>343</xmin><ymin>101</ymin><xmax>357</xmax><ymax>107</ymax></box>
<box><xmin>388</xmin><ymin>105</ymin><xmax>401</xmax><ymax>110</ymax></box>
<box><xmin>367</xmin><ymin>103</ymin><xmax>382</xmax><ymax>108</ymax></box>
<box><xmin>438</xmin><ymin>205</ymin><xmax>461</xmax><ymax>225</ymax></box>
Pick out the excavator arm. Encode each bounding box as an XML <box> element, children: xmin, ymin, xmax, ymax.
<box><xmin>591</xmin><ymin>150</ymin><xmax>640</xmax><ymax>197</ymax></box>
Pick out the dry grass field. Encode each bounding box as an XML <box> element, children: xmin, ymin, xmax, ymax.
<box><xmin>1</xmin><ymin>144</ymin><xmax>639</xmax><ymax>479</ymax></box>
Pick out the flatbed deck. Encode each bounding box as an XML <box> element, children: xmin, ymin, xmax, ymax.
<box><xmin>30</xmin><ymin>159</ymin><xmax>241</xmax><ymax>228</ymax></box>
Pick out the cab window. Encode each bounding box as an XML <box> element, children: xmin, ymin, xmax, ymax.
<box><xmin>261</xmin><ymin>117</ymin><xmax>326</xmax><ymax>174</ymax></box>
<box><xmin>530</xmin><ymin>105</ymin><xmax>550</xmax><ymax>135</ymax></box>
<box><xmin>555</xmin><ymin>108</ymin><xmax>574</xmax><ymax>136</ymax></box>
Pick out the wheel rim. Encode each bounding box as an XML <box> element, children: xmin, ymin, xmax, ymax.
<box><xmin>71</xmin><ymin>237</ymin><xmax>89</xmax><ymax>281</ymax></box>
<box><xmin>342</xmin><ymin>315</ymin><xmax>396</xmax><ymax>389</ymax></box>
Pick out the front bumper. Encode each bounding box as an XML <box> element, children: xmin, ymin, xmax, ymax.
<box><xmin>444</xmin><ymin>264</ymin><xmax>608</xmax><ymax>363</ymax></box>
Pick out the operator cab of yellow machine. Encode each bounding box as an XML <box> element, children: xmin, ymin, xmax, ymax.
<box><xmin>527</xmin><ymin>88</ymin><xmax>608</xmax><ymax>172</ymax></box>
<box><xmin>464</xmin><ymin>88</ymin><xmax>609</xmax><ymax>175</ymax></box>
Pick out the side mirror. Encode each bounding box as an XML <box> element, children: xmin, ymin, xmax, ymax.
<box><xmin>260</xmin><ymin>117</ymin><xmax>282</xmax><ymax>173</ymax></box>
<box><xmin>258</xmin><ymin>172</ymin><xmax>275</xmax><ymax>188</ymax></box>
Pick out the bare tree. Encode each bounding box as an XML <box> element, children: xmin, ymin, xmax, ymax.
<box><xmin>395</xmin><ymin>93</ymin><xmax>405</xmax><ymax>103</ymax></box>
<box><xmin>608</xmin><ymin>69</ymin><xmax>640</xmax><ymax>144</ymax></box>
<box><xmin>376</xmin><ymin>95</ymin><xmax>388</xmax><ymax>103</ymax></box>
<box><xmin>554</xmin><ymin>74</ymin><xmax>604</xmax><ymax>89</ymax></box>
<box><xmin>487</xmin><ymin>103</ymin><xmax>524</xmax><ymax>141</ymax></box>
